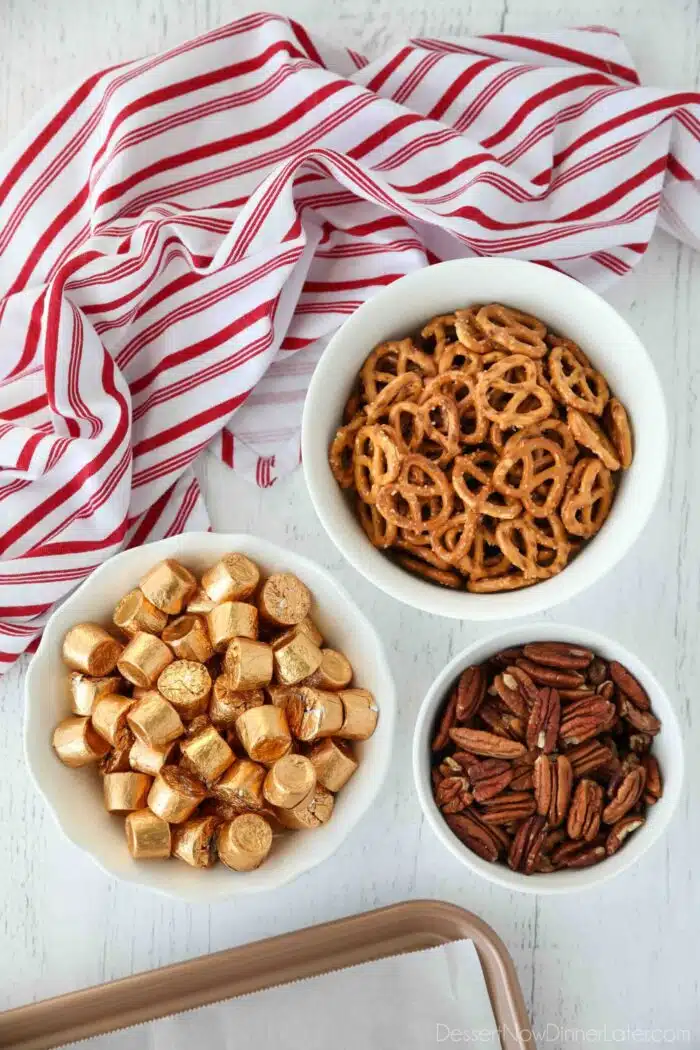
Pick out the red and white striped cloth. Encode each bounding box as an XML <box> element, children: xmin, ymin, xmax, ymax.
<box><xmin>1</xmin><ymin>15</ymin><xmax>699</xmax><ymax>671</ymax></box>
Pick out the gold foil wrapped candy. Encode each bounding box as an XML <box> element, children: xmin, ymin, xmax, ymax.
<box><xmin>263</xmin><ymin>754</ymin><xmax>316</xmax><ymax>809</ymax></box>
<box><xmin>286</xmin><ymin>687</ymin><xmax>344</xmax><ymax>743</ymax></box>
<box><xmin>125</xmin><ymin>809</ymin><xmax>171</xmax><ymax>859</ymax></box>
<box><xmin>217</xmin><ymin>814</ymin><xmax>272</xmax><ymax>871</ymax></box>
<box><xmin>186</xmin><ymin>588</ymin><xmax>216</xmax><ymax>614</ymax></box>
<box><xmin>172</xmin><ymin>816</ymin><xmax>220</xmax><ymax>868</ymax></box>
<box><xmin>53</xmin><ymin>716</ymin><xmax>110</xmax><ymax>767</ymax></box>
<box><xmin>113</xmin><ymin>589</ymin><xmax>167</xmax><ymax>637</ymax></box>
<box><xmin>276</xmin><ymin>785</ymin><xmax>335</xmax><ymax>830</ymax></box>
<box><xmin>308</xmin><ymin>738</ymin><xmax>358</xmax><ymax>792</ymax></box>
<box><xmin>206</xmin><ymin>602</ymin><xmax>258</xmax><ymax>651</ymax></box>
<box><xmin>91</xmin><ymin>695</ymin><xmax>134</xmax><ymax>747</ymax></box>
<box><xmin>117</xmin><ymin>632</ymin><xmax>173</xmax><ymax>688</ymax></box>
<box><xmin>157</xmin><ymin>659</ymin><xmax>212</xmax><ymax>721</ymax></box>
<box><xmin>99</xmin><ymin>732</ymin><xmax>135</xmax><ymax>774</ymax></box>
<box><xmin>236</xmin><ymin>705</ymin><xmax>292</xmax><ymax>764</ymax></box>
<box><xmin>69</xmin><ymin>672</ymin><xmax>123</xmax><ymax>717</ymax></box>
<box><xmin>139</xmin><ymin>559</ymin><xmax>197</xmax><ymax>615</ymax></box>
<box><xmin>338</xmin><ymin>688</ymin><xmax>379</xmax><ymax>741</ymax></box>
<box><xmin>180</xmin><ymin>725</ymin><xmax>234</xmax><ymax>785</ymax></box>
<box><xmin>209</xmin><ymin>678</ymin><xmax>264</xmax><ymax>730</ymax></box>
<box><xmin>103</xmin><ymin>772</ymin><xmax>152</xmax><ymax>812</ymax></box>
<box><xmin>305</xmin><ymin>649</ymin><xmax>353</xmax><ymax>691</ymax></box>
<box><xmin>62</xmin><ymin>624</ymin><xmax>122</xmax><ymax>676</ymax></box>
<box><xmin>202</xmin><ymin>554</ymin><xmax>260</xmax><ymax>604</ymax></box>
<box><xmin>127</xmin><ymin>692</ymin><xmax>183</xmax><ymax>749</ymax></box>
<box><xmin>162</xmin><ymin>614</ymin><xmax>214</xmax><ymax>662</ymax></box>
<box><xmin>273</xmin><ymin>632</ymin><xmax>322</xmax><ymax>686</ymax></box>
<box><xmin>147</xmin><ymin>765</ymin><xmax>206</xmax><ymax>823</ymax></box>
<box><xmin>212</xmin><ymin>758</ymin><xmax>266</xmax><ymax>811</ymax></box>
<box><xmin>258</xmin><ymin>573</ymin><xmax>311</xmax><ymax>626</ymax></box>
<box><xmin>224</xmin><ymin>638</ymin><xmax>273</xmax><ymax>690</ymax></box>
<box><xmin>129</xmin><ymin>738</ymin><xmax>178</xmax><ymax>777</ymax></box>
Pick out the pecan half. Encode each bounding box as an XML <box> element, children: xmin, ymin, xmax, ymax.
<box><xmin>445</xmin><ymin>812</ymin><xmax>506</xmax><ymax>863</ymax></box>
<box><xmin>508</xmin><ymin>814</ymin><xmax>547</xmax><ymax>874</ymax></box>
<box><xmin>609</xmin><ymin>661</ymin><xmax>650</xmax><ymax>710</ymax></box>
<box><xmin>431</xmin><ymin>689</ymin><xmax>457</xmax><ymax>751</ymax></box>
<box><xmin>436</xmin><ymin>775</ymin><xmax>473</xmax><ymax>813</ymax></box>
<box><xmin>516</xmin><ymin>657</ymin><xmax>585</xmax><ymax>689</ymax></box>
<box><xmin>606</xmin><ymin>815</ymin><xmax>645</xmax><ymax>856</ymax></box>
<box><xmin>506</xmin><ymin>664</ymin><xmax>540</xmax><ymax>706</ymax></box>
<box><xmin>467</xmin><ymin>758</ymin><xmax>515</xmax><ymax>803</ymax></box>
<box><xmin>456</xmin><ymin>665</ymin><xmax>486</xmax><ymax>722</ymax></box>
<box><xmin>559</xmin><ymin>696</ymin><xmax>615</xmax><ymax>746</ymax></box>
<box><xmin>587</xmin><ymin>657</ymin><xmax>609</xmax><ymax>687</ymax></box>
<box><xmin>642</xmin><ymin>754</ymin><xmax>663</xmax><ymax>805</ymax></box>
<box><xmin>565</xmin><ymin>739</ymin><xmax>614</xmax><ymax>778</ymax></box>
<box><xmin>551</xmin><ymin>839</ymin><xmax>606</xmax><ymax>870</ymax></box>
<box><xmin>480</xmin><ymin>791</ymin><xmax>537</xmax><ymax>825</ymax></box>
<box><xmin>628</xmin><ymin>732</ymin><xmax>653</xmax><ymax>754</ymax></box>
<box><xmin>523</xmin><ymin>641</ymin><xmax>593</xmax><ymax>670</ymax></box>
<box><xmin>559</xmin><ymin>687</ymin><xmax>596</xmax><ymax>703</ymax></box>
<box><xmin>597</xmin><ymin>680</ymin><xmax>615</xmax><ymax>703</ymax></box>
<box><xmin>526</xmin><ymin>687</ymin><xmax>561</xmax><ymax>752</ymax></box>
<box><xmin>602</xmin><ymin>766</ymin><xmax>646</xmax><ymax>824</ymax></box>
<box><xmin>619</xmin><ymin>699</ymin><xmax>661</xmax><ymax>736</ymax></box>
<box><xmin>567</xmin><ymin>779</ymin><xmax>604</xmax><ymax>841</ymax></box>
<box><xmin>493</xmin><ymin>673</ymin><xmax>528</xmax><ymax>717</ymax></box>
<box><xmin>450</xmin><ymin>749</ymin><xmax>478</xmax><ymax>771</ymax></box>
<box><xmin>478</xmin><ymin>700</ymin><xmax>525</xmax><ymax>740</ymax></box>
<box><xmin>534</xmin><ymin>753</ymin><xmax>573</xmax><ymax>827</ymax></box>
<box><xmin>492</xmin><ymin>646</ymin><xmax>524</xmax><ymax>667</ymax></box>
<box><xmin>448</xmin><ymin>727</ymin><xmax>526</xmax><ymax>760</ymax></box>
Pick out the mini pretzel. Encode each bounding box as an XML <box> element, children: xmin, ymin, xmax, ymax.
<box><xmin>422</xmin><ymin>371</ymin><xmax>488</xmax><ymax>445</ymax></box>
<box><xmin>329</xmin><ymin>415</ymin><xmax>365</xmax><ymax>488</ymax></box>
<box><xmin>561</xmin><ymin>457</ymin><xmax>614</xmax><ymax>538</ymax></box>
<box><xmin>366</xmin><ymin>373</ymin><xmax>422</xmax><ymax>422</ymax></box>
<box><xmin>467</xmin><ymin>569</ymin><xmax>532</xmax><ymax>593</ymax></box>
<box><xmin>452</xmin><ymin>450</ymin><xmax>521</xmax><ymax>520</ymax></box>
<box><xmin>356</xmin><ymin>499</ymin><xmax>397</xmax><ymax>549</ymax></box>
<box><xmin>493</xmin><ymin>436</ymin><xmax>571</xmax><ymax>516</ymax></box>
<box><xmin>507</xmin><ymin>417</ymin><xmax>579</xmax><ymax>465</ymax></box>
<box><xmin>475</xmin><ymin>355</ymin><xmax>553</xmax><ymax>429</ymax></box>
<box><xmin>604</xmin><ymin>398</ymin><xmax>633</xmax><ymax>469</ymax></box>
<box><xmin>353</xmin><ymin>424</ymin><xmax>403</xmax><ymax>504</ymax></box>
<box><xmin>388</xmin><ymin>401</ymin><xmax>425</xmax><ymax>452</ymax></box>
<box><xmin>548</xmin><ymin>345</ymin><xmax>609</xmax><ymax>416</ymax></box>
<box><xmin>395</xmin><ymin>535</ymin><xmax>453</xmax><ymax>570</ymax></box>
<box><xmin>437</xmin><ymin>341</ymin><xmax>483</xmax><ymax>376</ymax></box>
<box><xmin>417</xmin><ymin>394</ymin><xmax>461</xmax><ymax>465</ymax></box>
<box><xmin>547</xmin><ymin>333</ymin><xmax>592</xmax><ymax>368</ymax></box>
<box><xmin>459</xmin><ymin>521</ymin><xmax>513</xmax><ymax>581</ymax></box>
<box><xmin>454</xmin><ymin>308</ymin><xmax>493</xmax><ymax>354</ymax></box>
<box><xmin>476</xmin><ymin>304</ymin><xmax>547</xmax><ymax>359</ymax></box>
<box><xmin>395</xmin><ymin>552</ymin><xmax>463</xmax><ymax>589</ymax></box>
<box><xmin>496</xmin><ymin>512</ymin><xmax>570</xmax><ymax>580</ymax></box>
<box><xmin>429</xmin><ymin>509</ymin><xmax>479</xmax><ymax>566</ymax></box>
<box><xmin>360</xmin><ymin>340</ymin><xmax>401</xmax><ymax>401</ymax></box>
<box><xmin>421</xmin><ymin>314</ymin><xmax>459</xmax><ymax>350</ymax></box>
<box><xmin>567</xmin><ymin>408</ymin><xmax>620</xmax><ymax>471</ymax></box>
<box><xmin>375</xmin><ymin>454</ymin><xmax>454</xmax><ymax>533</ymax></box>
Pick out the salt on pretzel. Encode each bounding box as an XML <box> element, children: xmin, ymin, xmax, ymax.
<box><xmin>561</xmin><ymin>457</ymin><xmax>614</xmax><ymax>538</ymax></box>
<box><xmin>429</xmin><ymin>508</ymin><xmax>479</xmax><ymax>566</ymax></box>
<box><xmin>506</xmin><ymin>417</ymin><xmax>579</xmax><ymax>465</ymax></box>
<box><xmin>353</xmin><ymin>424</ymin><xmax>403</xmax><ymax>504</ymax></box>
<box><xmin>375</xmin><ymin>454</ymin><xmax>454</xmax><ymax>534</ymax></box>
<box><xmin>366</xmin><ymin>373</ymin><xmax>422</xmax><ymax>422</ymax></box>
<box><xmin>452</xmin><ymin>450</ymin><xmax>522</xmax><ymax>520</ymax></box>
<box><xmin>361</xmin><ymin>338</ymin><xmax>436</xmax><ymax>403</ymax></box>
<box><xmin>493</xmin><ymin>435</ymin><xmax>571</xmax><ymax>516</ymax></box>
<box><xmin>496</xmin><ymin>512</ymin><xmax>570</xmax><ymax>580</ymax></box>
<box><xmin>567</xmin><ymin>408</ymin><xmax>621</xmax><ymax>471</ymax></box>
<box><xmin>421</xmin><ymin>371</ymin><xmax>488</xmax><ymax>446</ymax></box>
<box><xmin>437</xmin><ymin>341</ymin><xmax>484</xmax><ymax>376</ymax></box>
<box><xmin>453</xmin><ymin>308</ymin><xmax>493</xmax><ymax>354</ymax></box>
<box><xmin>476</xmin><ymin>304</ymin><xmax>547</xmax><ymax>359</ymax></box>
<box><xmin>387</xmin><ymin>401</ymin><xmax>425</xmax><ymax>452</ymax></box>
<box><xmin>548</xmin><ymin>344</ymin><xmax>609</xmax><ymax>416</ymax></box>
<box><xmin>475</xmin><ymin>355</ymin><xmax>553</xmax><ymax>429</ymax></box>
<box><xmin>417</xmin><ymin>394</ymin><xmax>461</xmax><ymax>466</ymax></box>
<box><xmin>459</xmin><ymin>521</ymin><xmax>513</xmax><ymax>582</ymax></box>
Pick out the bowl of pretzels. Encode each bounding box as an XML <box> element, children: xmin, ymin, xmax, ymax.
<box><xmin>302</xmin><ymin>259</ymin><xmax>667</xmax><ymax>619</ymax></box>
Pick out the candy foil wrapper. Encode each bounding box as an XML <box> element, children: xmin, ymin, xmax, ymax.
<box><xmin>186</xmin><ymin>714</ymin><xmax>212</xmax><ymax>737</ymax></box>
<box><xmin>99</xmin><ymin>731</ymin><xmax>135</xmax><ymax>774</ymax></box>
<box><xmin>211</xmin><ymin>758</ymin><xmax>266</xmax><ymax>810</ymax></box>
<box><xmin>162</xmin><ymin>614</ymin><xmax>214</xmax><ymax>662</ymax></box>
<box><xmin>263</xmin><ymin>754</ymin><xmax>316</xmax><ymax>809</ymax></box>
<box><xmin>91</xmin><ymin>695</ymin><xmax>134</xmax><ymax>747</ymax></box>
<box><xmin>286</xmin><ymin>687</ymin><xmax>344</xmax><ymax>743</ymax></box>
<box><xmin>224</xmin><ymin>638</ymin><xmax>273</xmax><ymax>690</ymax></box>
<box><xmin>206</xmin><ymin>601</ymin><xmax>259</xmax><ymax>651</ymax></box>
<box><xmin>129</xmin><ymin>737</ymin><xmax>178</xmax><ymax>776</ymax></box>
<box><xmin>103</xmin><ymin>772</ymin><xmax>152</xmax><ymax>812</ymax></box>
<box><xmin>186</xmin><ymin>588</ymin><xmax>217</xmax><ymax>615</ymax></box>
<box><xmin>117</xmin><ymin>632</ymin><xmax>173</xmax><ymax>688</ymax></box>
<box><xmin>258</xmin><ymin>573</ymin><xmax>311</xmax><ymax>626</ymax></box>
<box><xmin>275</xmin><ymin>785</ymin><xmax>335</xmax><ymax>830</ymax></box>
<box><xmin>202</xmin><ymin>554</ymin><xmax>260</xmax><ymax>604</ymax></box>
<box><xmin>217</xmin><ymin>813</ymin><xmax>273</xmax><ymax>871</ymax></box>
<box><xmin>265</xmin><ymin>685</ymin><xmax>304</xmax><ymax>712</ymax></box>
<box><xmin>62</xmin><ymin>623</ymin><xmax>123</xmax><ymax>676</ymax></box>
<box><xmin>210</xmin><ymin>678</ymin><xmax>264</xmax><ymax>730</ymax></box>
<box><xmin>52</xmin><ymin>716</ymin><xmax>110</xmax><ymax>767</ymax></box>
<box><xmin>180</xmin><ymin>725</ymin><xmax>234</xmax><ymax>785</ymax></box>
<box><xmin>113</xmin><ymin>589</ymin><xmax>168</xmax><ymax>637</ymax></box>
<box><xmin>139</xmin><ymin>559</ymin><xmax>197</xmax><ymax>615</ymax></box>
<box><xmin>338</xmin><ymin>689</ymin><xmax>379</xmax><ymax>741</ymax></box>
<box><xmin>69</xmin><ymin>672</ymin><xmax>123</xmax><ymax>717</ymax></box>
<box><xmin>157</xmin><ymin>659</ymin><xmax>212</xmax><ymax>720</ymax></box>
<box><xmin>172</xmin><ymin>815</ymin><xmax>221</xmax><ymax>868</ymax></box>
<box><xmin>304</xmin><ymin>649</ymin><xmax>353</xmax><ymax>691</ymax></box>
<box><xmin>236</xmin><ymin>705</ymin><xmax>292</xmax><ymax>765</ymax></box>
<box><xmin>127</xmin><ymin>692</ymin><xmax>183</xmax><ymax>749</ymax></box>
<box><xmin>273</xmin><ymin>632</ymin><xmax>323</xmax><ymax>686</ymax></box>
<box><xmin>147</xmin><ymin>765</ymin><xmax>207</xmax><ymax>823</ymax></box>
<box><xmin>125</xmin><ymin>809</ymin><xmax>171</xmax><ymax>859</ymax></box>
<box><xmin>308</xmin><ymin>738</ymin><xmax>358</xmax><ymax>792</ymax></box>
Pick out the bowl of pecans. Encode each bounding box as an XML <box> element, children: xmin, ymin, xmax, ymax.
<box><xmin>25</xmin><ymin>533</ymin><xmax>396</xmax><ymax>901</ymax></box>
<box><xmin>413</xmin><ymin>624</ymin><xmax>683</xmax><ymax>892</ymax></box>
<box><xmin>302</xmin><ymin>258</ymin><xmax>667</xmax><ymax>619</ymax></box>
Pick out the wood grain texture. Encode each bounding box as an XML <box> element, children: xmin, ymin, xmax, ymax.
<box><xmin>0</xmin><ymin>0</ymin><xmax>698</xmax><ymax>1042</ymax></box>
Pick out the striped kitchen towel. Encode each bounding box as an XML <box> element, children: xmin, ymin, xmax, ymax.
<box><xmin>0</xmin><ymin>14</ymin><xmax>698</xmax><ymax>669</ymax></box>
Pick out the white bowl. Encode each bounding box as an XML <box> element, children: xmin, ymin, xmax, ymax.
<box><xmin>301</xmin><ymin>258</ymin><xmax>667</xmax><ymax>620</ymax></box>
<box><xmin>25</xmin><ymin>533</ymin><xmax>396</xmax><ymax>902</ymax></box>
<box><xmin>413</xmin><ymin>624</ymin><xmax>683</xmax><ymax>894</ymax></box>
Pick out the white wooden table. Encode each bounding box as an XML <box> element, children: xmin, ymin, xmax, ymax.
<box><xmin>1</xmin><ymin>0</ymin><xmax>698</xmax><ymax>1043</ymax></box>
